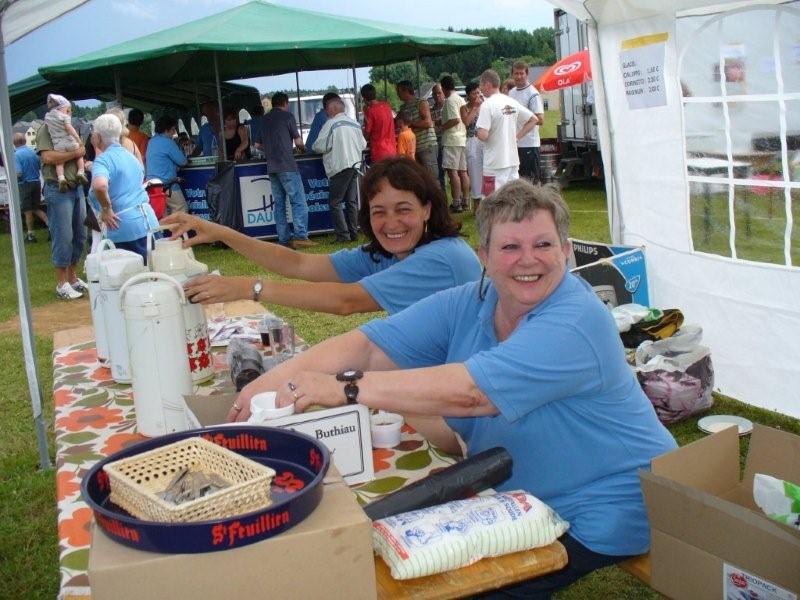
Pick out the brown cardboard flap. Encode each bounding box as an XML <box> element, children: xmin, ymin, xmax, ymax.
<box><xmin>641</xmin><ymin>470</ymin><xmax>800</xmax><ymax>591</ymax></box>
<box><xmin>185</xmin><ymin>392</ymin><xmax>237</xmax><ymax>425</ymax></box>
<box><xmin>651</xmin><ymin>426</ymin><xmax>739</xmax><ymax>495</ymax></box>
<box><xmin>650</xmin><ymin>529</ymin><xmax>722</xmax><ymax>600</ymax></box>
<box><xmin>742</xmin><ymin>424</ymin><xmax>800</xmax><ymax>491</ymax></box>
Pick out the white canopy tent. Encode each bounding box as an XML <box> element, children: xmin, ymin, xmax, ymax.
<box><xmin>1</xmin><ymin>0</ymin><xmax>91</xmax><ymax>469</ymax></box>
<box><xmin>547</xmin><ymin>0</ymin><xmax>800</xmax><ymax>418</ymax></box>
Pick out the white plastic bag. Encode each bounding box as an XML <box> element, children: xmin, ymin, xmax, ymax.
<box><xmin>635</xmin><ymin>325</ymin><xmax>714</xmax><ymax>424</ymax></box>
<box><xmin>372</xmin><ymin>491</ymin><xmax>569</xmax><ymax>580</ymax></box>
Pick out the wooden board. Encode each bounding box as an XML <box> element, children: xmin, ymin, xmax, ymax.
<box><xmin>376</xmin><ymin>541</ymin><xmax>567</xmax><ymax>600</ymax></box>
<box><xmin>620</xmin><ymin>553</ymin><xmax>651</xmax><ymax>585</ymax></box>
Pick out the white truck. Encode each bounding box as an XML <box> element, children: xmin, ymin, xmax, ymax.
<box><xmin>287</xmin><ymin>93</ymin><xmax>357</xmax><ymax>143</ymax></box>
<box><xmin>553</xmin><ymin>8</ymin><xmax>602</xmax><ymax>185</ymax></box>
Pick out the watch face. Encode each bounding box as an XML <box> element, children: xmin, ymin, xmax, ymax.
<box><xmin>336</xmin><ymin>369</ymin><xmax>363</xmax><ymax>382</ymax></box>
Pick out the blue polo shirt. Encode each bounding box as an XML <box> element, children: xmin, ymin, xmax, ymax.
<box><xmin>304</xmin><ymin>109</ymin><xmax>328</xmax><ymax>154</ymax></box>
<box><xmin>197</xmin><ymin>122</ymin><xmax>218</xmax><ymax>157</ymax></box>
<box><xmin>330</xmin><ymin>237</ymin><xmax>481</xmax><ymax>314</ymax></box>
<box><xmin>256</xmin><ymin>109</ymin><xmax>300</xmax><ymax>174</ymax></box>
<box><xmin>145</xmin><ymin>134</ymin><xmax>187</xmax><ymax>192</ymax></box>
<box><xmin>361</xmin><ymin>272</ymin><xmax>677</xmax><ymax>555</ymax></box>
<box><xmin>14</xmin><ymin>145</ymin><xmax>40</xmax><ymax>182</ymax></box>
<box><xmin>91</xmin><ymin>144</ymin><xmax>158</xmax><ymax>243</ymax></box>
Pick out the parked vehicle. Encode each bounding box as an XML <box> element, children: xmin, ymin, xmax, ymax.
<box><xmin>287</xmin><ymin>93</ymin><xmax>357</xmax><ymax>142</ymax></box>
<box><xmin>553</xmin><ymin>8</ymin><xmax>603</xmax><ymax>185</ymax></box>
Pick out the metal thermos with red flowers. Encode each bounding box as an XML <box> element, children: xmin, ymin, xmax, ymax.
<box><xmin>147</xmin><ymin>227</ymin><xmax>214</xmax><ymax>384</ymax></box>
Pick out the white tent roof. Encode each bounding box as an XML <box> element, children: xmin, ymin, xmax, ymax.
<box><xmin>548</xmin><ymin>0</ymin><xmax>800</xmax><ymax>418</ymax></box>
<box><xmin>2</xmin><ymin>0</ymin><xmax>88</xmax><ymax>44</ymax></box>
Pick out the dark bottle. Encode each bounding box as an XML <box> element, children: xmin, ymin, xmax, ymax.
<box><xmin>227</xmin><ymin>338</ymin><xmax>265</xmax><ymax>392</ymax></box>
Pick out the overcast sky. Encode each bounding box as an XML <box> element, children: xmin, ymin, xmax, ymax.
<box><xmin>6</xmin><ymin>0</ymin><xmax>555</xmax><ymax>93</ymax></box>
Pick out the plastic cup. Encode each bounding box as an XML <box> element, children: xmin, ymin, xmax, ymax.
<box><xmin>268</xmin><ymin>321</ymin><xmax>295</xmax><ymax>362</ymax></box>
<box><xmin>248</xmin><ymin>391</ymin><xmax>295</xmax><ymax>423</ymax></box>
<box><xmin>370</xmin><ymin>412</ymin><xmax>404</xmax><ymax>448</ymax></box>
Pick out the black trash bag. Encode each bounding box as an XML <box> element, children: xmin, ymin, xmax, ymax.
<box><xmin>206</xmin><ymin>161</ymin><xmax>241</xmax><ymax>231</ymax></box>
<box><xmin>363</xmin><ymin>447</ymin><xmax>513</xmax><ymax>521</ymax></box>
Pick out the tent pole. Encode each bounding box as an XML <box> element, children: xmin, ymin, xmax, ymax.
<box><xmin>295</xmin><ymin>70</ymin><xmax>302</xmax><ymax>125</ymax></box>
<box><xmin>194</xmin><ymin>78</ymin><xmax>201</xmax><ymax>136</ymax></box>
<box><xmin>213</xmin><ymin>51</ymin><xmax>227</xmax><ymax>160</ymax></box>
<box><xmin>383</xmin><ymin>63</ymin><xmax>387</xmax><ymax>99</ymax></box>
<box><xmin>415</xmin><ymin>54</ymin><xmax>421</xmax><ymax>97</ymax></box>
<box><xmin>352</xmin><ymin>61</ymin><xmax>359</xmax><ymax>122</ymax></box>
<box><xmin>0</xmin><ymin>26</ymin><xmax>51</xmax><ymax>470</ymax></box>
<box><xmin>114</xmin><ymin>68</ymin><xmax>122</xmax><ymax>104</ymax></box>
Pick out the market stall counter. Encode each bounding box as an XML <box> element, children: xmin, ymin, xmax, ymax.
<box><xmin>180</xmin><ymin>153</ymin><xmax>367</xmax><ymax>239</ymax></box>
<box><xmin>53</xmin><ymin>305</ymin><xmax>567</xmax><ymax>600</ymax></box>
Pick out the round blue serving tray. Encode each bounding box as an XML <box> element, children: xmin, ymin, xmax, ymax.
<box><xmin>82</xmin><ymin>426</ymin><xmax>330</xmax><ymax>553</ymax></box>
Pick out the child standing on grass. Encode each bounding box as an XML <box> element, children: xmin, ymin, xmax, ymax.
<box><xmin>396</xmin><ymin>109</ymin><xmax>416</xmax><ymax>160</ymax></box>
<box><xmin>45</xmin><ymin>93</ymin><xmax>88</xmax><ymax>192</ymax></box>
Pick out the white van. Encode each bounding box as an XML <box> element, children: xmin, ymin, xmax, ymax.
<box><xmin>287</xmin><ymin>93</ymin><xmax>357</xmax><ymax>142</ymax></box>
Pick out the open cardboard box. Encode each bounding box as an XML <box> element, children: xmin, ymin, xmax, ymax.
<box><xmin>184</xmin><ymin>391</ymin><xmax>374</xmax><ymax>485</ymax></box>
<box><xmin>641</xmin><ymin>424</ymin><xmax>800</xmax><ymax>599</ymax></box>
<box><xmin>89</xmin><ymin>465</ymin><xmax>377</xmax><ymax>600</ymax></box>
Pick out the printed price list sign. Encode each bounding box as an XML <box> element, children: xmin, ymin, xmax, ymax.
<box><xmin>620</xmin><ymin>33</ymin><xmax>668</xmax><ymax>110</ymax></box>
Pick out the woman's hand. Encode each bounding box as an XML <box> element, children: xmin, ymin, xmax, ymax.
<box><xmin>160</xmin><ymin>212</ymin><xmax>227</xmax><ymax>246</ymax></box>
<box><xmin>234</xmin><ymin>147</ymin><xmax>244</xmax><ymax>161</ymax></box>
<box><xmin>274</xmin><ymin>371</ymin><xmax>344</xmax><ymax>412</ymax></box>
<box><xmin>100</xmin><ymin>207</ymin><xmax>119</xmax><ymax>230</ymax></box>
<box><xmin>183</xmin><ymin>274</ymin><xmax>251</xmax><ymax>304</ymax></box>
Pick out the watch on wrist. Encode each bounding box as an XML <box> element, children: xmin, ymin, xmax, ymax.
<box><xmin>336</xmin><ymin>369</ymin><xmax>363</xmax><ymax>405</ymax></box>
<box><xmin>252</xmin><ymin>278</ymin><xmax>263</xmax><ymax>302</ymax></box>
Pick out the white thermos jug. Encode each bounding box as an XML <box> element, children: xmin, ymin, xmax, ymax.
<box><xmin>120</xmin><ymin>272</ymin><xmax>193</xmax><ymax>437</ymax></box>
<box><xmin>147</xmin><ymin>226</ymin><xmax>214</xmax><ymax>384</ymax></box>
<box><xmin>98</xmin><ymin>251</ymin><xmax>145</xmax><ymax>383</ymax></box>
<box><xmin>85</xmin><ymin>240</ymin><xmax>137</xmax><ymax>365</ymax></box>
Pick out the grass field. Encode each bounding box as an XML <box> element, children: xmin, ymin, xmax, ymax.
<box><xmin>1</xmin><ymin>184</ymin><xmax>798</xmax><ymax>599</ymax></box>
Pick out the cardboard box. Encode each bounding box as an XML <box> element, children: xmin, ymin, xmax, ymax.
<box><xmin>569</xmin><ymin>238</ymin><xmax>649</xmax><ymax>307</ymax></box>
<box><xmin>89</xmin><ymin>466</ymin><xmax>377</xmax><ymax>600</ymax></box>
<box><xmin>641</xmin><ymin>424</ymin><xmax>800</xmax><ymax>600</ymax></box>
<box><xmin>184</xmin><ymin>392</ymin><xmax>375</xmax><ymax>485</ymax></box>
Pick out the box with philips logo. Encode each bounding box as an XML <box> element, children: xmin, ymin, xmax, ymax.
<box><xmin>568</xmin><ymin>238</ymin><xmax>649</xmax><ymax>307</ymax></box>
<box><xmin>184</xmin><ymin>392</ymin><xmax>374</xmax><ymax>485</ymax></box>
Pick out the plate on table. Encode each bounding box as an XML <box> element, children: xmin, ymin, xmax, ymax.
<box><xmin>697</xmin><ymin>415</ymin><xmax>753</xmax><ymax>436</ymax></box>
<box><xmin>82</xmin><ymin>426</ymin><xmax>329</xmax><ymax>553</ymax></box>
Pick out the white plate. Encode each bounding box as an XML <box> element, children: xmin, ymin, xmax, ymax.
<box><xmin>697</xmin><ymin>415</ymin><xmax>753</xmax><ymax>436</ymax></box>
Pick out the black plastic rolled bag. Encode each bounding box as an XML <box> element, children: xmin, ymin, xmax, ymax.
<box><xmin>363</xmin><ymin>447</ymin><xmax>513</xmax><ymax>521</ymax></box>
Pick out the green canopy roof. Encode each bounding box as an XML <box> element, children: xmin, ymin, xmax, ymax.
<box><xmin>8</xmin><ymin>74</ymin><xmax>260</xmax><ymax>121</ymax></box>
<box><xmin>38</xmin><ymin>0</ymin><xmax>486</xmax><ymax>86</ymax></box>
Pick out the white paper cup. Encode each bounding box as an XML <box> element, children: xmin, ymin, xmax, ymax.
<box><xmin>248</xmin><ymin>391</ymin><xmax>295</xmax><ymax>423</ymax></box>
<box><xmin>370</xmin><ymin>412</ymin><xmax>404</xmax><ymax>448</ymax></box>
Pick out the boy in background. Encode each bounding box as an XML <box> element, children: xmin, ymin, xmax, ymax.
<box><xmin>396</xmin><ymin>110</ymin><xmax>416</xmax><ymax>160</ymax></box>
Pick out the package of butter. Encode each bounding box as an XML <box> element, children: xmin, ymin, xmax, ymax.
<box><xmin>372</xmin><ymin>490</ymin><xmax>569</xmax><ymax>580</ymax></box>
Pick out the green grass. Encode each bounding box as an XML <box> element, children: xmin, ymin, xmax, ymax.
<box><xmin>540</xmin><ymin>109</ymin><xmax>560</xmax><ymax>140</ymax></box>
<box><xmin>1</xmin><ymin>185</ymin><xmax>798</xmax><ymax>599</ymax></box>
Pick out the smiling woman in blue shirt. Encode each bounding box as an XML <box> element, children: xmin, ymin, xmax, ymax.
<box><xmin>161</xmin><ymin>157</ymin><xmax>481</xmax><ymax>316</ymax></box>
<box><xmin>233</xmin><ymin>179</ymin><xmax>677</xmax><ymax>598</ymax></box>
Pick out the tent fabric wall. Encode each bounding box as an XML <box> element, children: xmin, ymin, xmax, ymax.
<box><xmin>547</xmin><ymin>0</ymin><xmax>799</xmax><ymax>418</ymax></box>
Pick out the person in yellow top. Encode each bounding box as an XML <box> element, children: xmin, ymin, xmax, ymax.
<box><xmin>396</xmin><ymin>110</ymin><xmax>416</xmax><ymax>160</ymax></box>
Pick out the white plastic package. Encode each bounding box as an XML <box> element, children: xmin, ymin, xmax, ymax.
<box><xmin>753</xmin><ymin>473</ymin><xmax>800</xmax><ymax>530</ymax></box>
<box><xmin>372</xmin><ymin>491</ymin><xmax>569</xmax><ymax>580</ymax></box>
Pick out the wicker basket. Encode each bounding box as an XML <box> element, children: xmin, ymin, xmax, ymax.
<box><xmin>104</xmin><ymin>436</ymin><xmax>275</xmax><ymax>523</ymax></box>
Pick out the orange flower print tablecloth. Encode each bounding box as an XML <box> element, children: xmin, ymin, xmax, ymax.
<box><xmin>52</xmin><ymin>319</ymin><xmax>457</xmax><ymax>600</ymax></box>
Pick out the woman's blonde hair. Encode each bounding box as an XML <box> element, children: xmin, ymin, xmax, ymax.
<box><xmin>105</xmin><ymin>107</ymin><xmax>129</xmax><ymax>138</ymax></box>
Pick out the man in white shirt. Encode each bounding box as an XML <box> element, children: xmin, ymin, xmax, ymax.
<box><xmin>439</xmin><ymin>75</ymin><xmax>469</xmax><ymax>212</ymax></box>
<box><xmin>313</xmin><ymin>98</ymin><xmax>366</xmax><ymax>242</ymax></box>
<box><xmin>476</xmin><ymin>69</ymin><xmax>537</xmax><ymax>196</ymax></box>
<box><xmin>508</xmin><ymin>61</ymin><xmax>545</xmax><ymax>183</ymax></box>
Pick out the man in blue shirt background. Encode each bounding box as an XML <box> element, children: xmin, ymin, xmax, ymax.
<box><xmin>197</xmin><ymin>100</ymin><xmax>220</xmax><ymax>157</ymax></box>
<box><xmin>304</xmin><ymin>91</ymin><xmax>340</xmax><ymax>154</ymax></box>
<box><xmin>13</xmin><ymin>132</ymin><xmax>48</xmax><ymax>242</ymax></box>
<box><xmin>145</xmin><ymin>116</ymin><xmax>188</xmax><ymax>214</ymax></box>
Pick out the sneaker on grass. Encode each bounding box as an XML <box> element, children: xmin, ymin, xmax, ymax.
<box><xmin>70</xmin><ymin>277</ymin><xmax>89</xmax><ymax>293</ymax></box>
<box><xmin>56</xmin><ymin>282</ymin><xmax>83</xmax><ymax>300</ymax></box>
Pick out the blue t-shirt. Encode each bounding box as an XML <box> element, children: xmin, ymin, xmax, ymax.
<box><xmin>91</xmin><ymin>144</ymin><xmax>158</xmax><ymax>243</ymax></box>
<box><xmin>256</xmin><ymin>109</ymin><xmax>300</xmax><ymax>174</ymax></box>
<box><xmin>304</xmin><ymin>109</ymin><xmax>328</xmax><ymax>154</ymax></box>
<box><xmin>198</xmin><ymin>122</ymin><xmax>218</xmax><ymax>156</ymax></box>
<box><xmin>361</xmin><ymin>272</ymin><xmax>677</xmax><ymax>555</ymax></box>
<box><xmin>145</xmin><ymin>134</ymin><xmax>187</xmax><ymax>191</ymax></box>
<box><xmin>330</xmin><ymin>237</ymin><xmax>481</xmax><ymax>314</ymax></box>
<box><xmin>14</xmin><ymin>145</ymin><xmax>40</xmax><ymax>182</ymax></box>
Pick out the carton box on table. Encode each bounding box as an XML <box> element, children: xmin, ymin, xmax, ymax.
<box><xmin>640</xmin><ymin>424</ymin><xmax>800</xmax><ymax>600</ymax></box>
<box><xmin>89</xmin><ymin>465</ymin><xmax>377</xmax><ymax>600</ymax></box>
<box><xmin>184</xmin><ymin>391</ymin><xmax>375</xmax><ymax>485</ymax></box>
